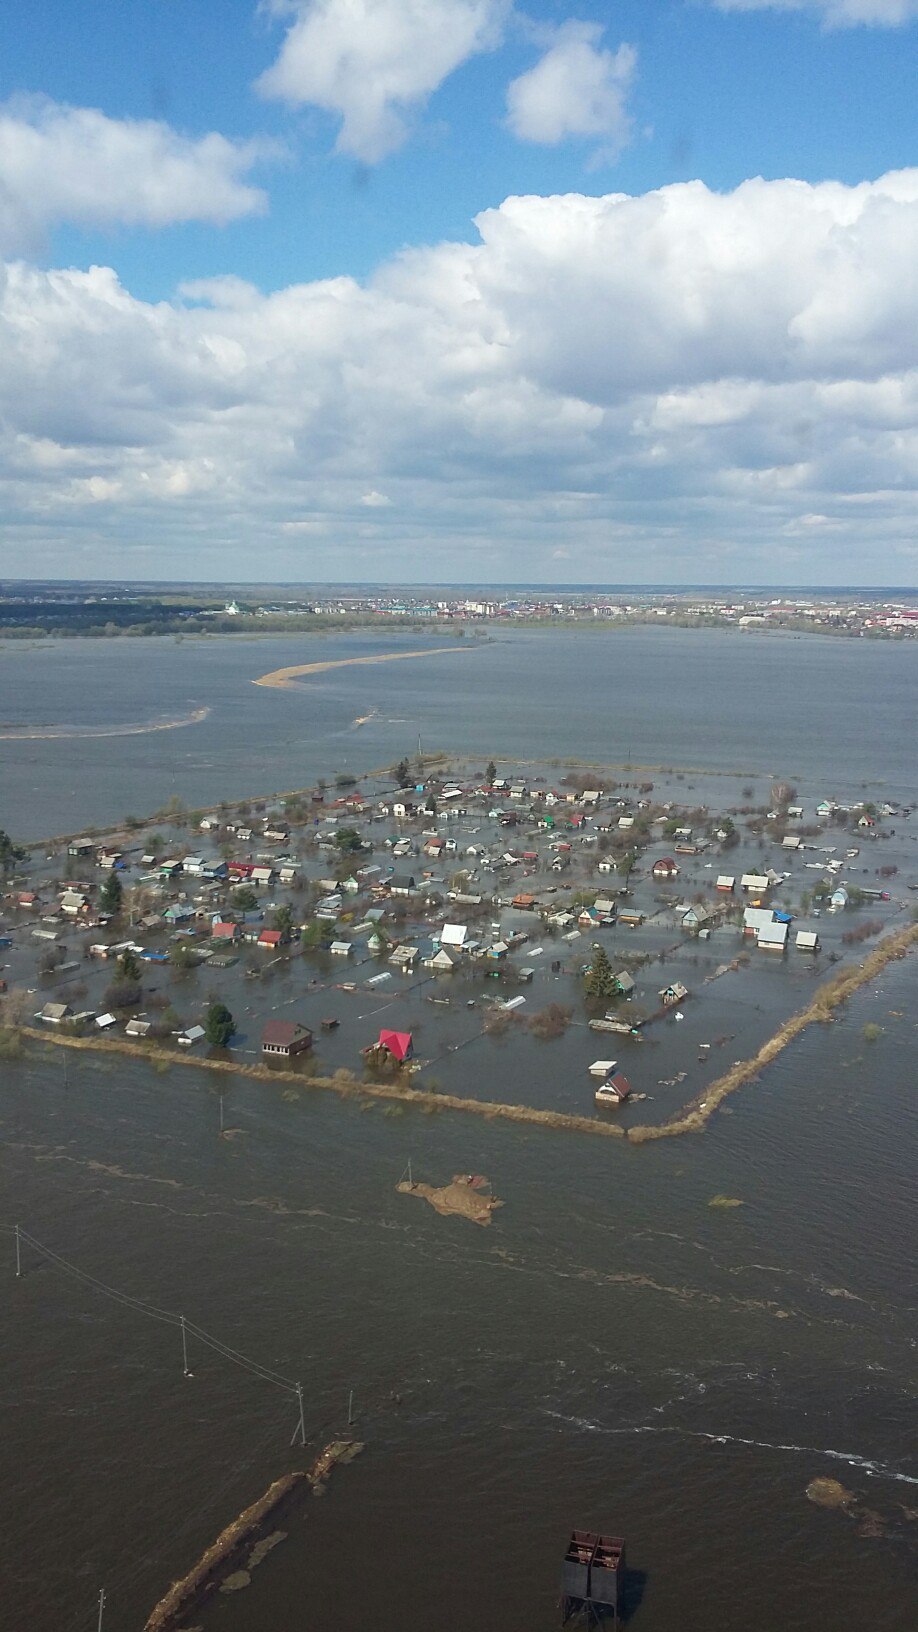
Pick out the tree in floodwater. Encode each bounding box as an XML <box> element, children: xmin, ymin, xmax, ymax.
<box><xmin>118</xmin><ymin>947</ymin><xmax>141</xmax><ymax>983</ymax></box>
<box><xmin>486</xmin><ymin>761</ymin><xmax>497</xmax><ymax>787</ymax></box>
<box><xmin>0</xmin><ymin>829</ymin><xmax>26</xmax><ymax>874</ymax></box>
<box><xmin>273</xmin><ymin>903</ymin><xmax>294</xmax><ymax>936</ymax></box>
<box><xmin>99</xmin><ymin>872</ymin><xmax>123</xmax><ymax>915</ymax></box>
<box><xmin>204</xmin><ymin>1001</ymin><xmax>235</xmax><ymax>1048</ymax></box>
<box><xmin>584</xmin><ymin>945</ymin><xmax>617</xmax><ymax>1001</ymax></box>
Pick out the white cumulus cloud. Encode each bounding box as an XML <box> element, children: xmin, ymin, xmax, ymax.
<box><xmin>257</xmin><ymin>0</ymin><xmax>510</xmax><ymax>162</ymax></box>
<box><xmin>709</xmin><ymin>0</ymin><xmax>918</xmax><ymax>27</ymax></box>
<box><xmin>2</xmin><ymin>170</ymin><xmax>918</xmax><ymax>579</ymax></box>
<box><xmin>505</xmin><ymin>22</ymin><xmax>636</xmax><ymax>160</ymax></box>
<box><xmin>0</xmin><ymin>97</ymin><xmax>274</xmax><ymax>255</ymax></box>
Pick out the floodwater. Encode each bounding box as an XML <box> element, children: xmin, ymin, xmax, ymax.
<box><xmin>1</xmin><ymin>625</ymin><xmax>917</xmax><ymax>834</ymax></box>
<box><xmin>0</xmin><ymin>627</ymin><xmax>917</xmax><ymax>1631</ymax></box>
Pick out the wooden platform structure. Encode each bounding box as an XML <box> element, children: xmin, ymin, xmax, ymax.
<box><xmin>561</xmin><ymin>1530</ymin><xmax>626</xmax><ymax>1625</ymax></box>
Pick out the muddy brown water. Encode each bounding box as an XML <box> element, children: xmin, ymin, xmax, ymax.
<box><xmin>1</xmin><ymin>626</ymin><xmax>916</xmax><ymax>1629</ymax></box>
<box><xmin>1</xmin><ymin>955</ymin><xmax>916</xmax><ymax>1632</ymax></box>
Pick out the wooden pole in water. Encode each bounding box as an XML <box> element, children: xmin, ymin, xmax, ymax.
<box><xmin>97</xmin><ymin>1586</ymin><xmax>106</xmax><ymax>1631</ymax></box>
<box><xmin>296</xmin><ymin>1383</ymin><xmax>306</xmax><ymax>1448</ymax></box>
<box><xmin>15</xmin><ymin>1223</ymin><xmax>21</xmax><ymax>1278</ymax></box>
<box><xmin>347</xmin><ymin>1388</ymin><xmax>355</xmax><ymax>1426</ymax></box>
<box><xmin>219</xmin><ymin>1093</ymin><xmax>224</xmax><ymax>1134</ymax></box>
<box><xmin>181</xmin><ymin>1315</ymin><xmax>191</xmax><ymax>1378</ymax></box>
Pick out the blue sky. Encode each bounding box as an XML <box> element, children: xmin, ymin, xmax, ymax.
<box><xmin>0</xmin><ymin>0</ymin><xmax>916</xmax><ymax>583</ymax></box>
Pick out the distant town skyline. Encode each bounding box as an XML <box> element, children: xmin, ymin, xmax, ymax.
<box><xmin>1</xmin><ymin>1</ymin><xmax>917</xmax><ymax>584</ymax></box>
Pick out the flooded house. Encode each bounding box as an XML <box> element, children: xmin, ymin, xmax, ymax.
<box><xmin>652</xmin><ymin>857</ymin><xmax>679</xmax><ymax>880</ymax></box>
<box><xmin>595</xmin><ymin>1072</ymin><xmax>632</xmax><ymax>1107</ymax></box>
<box><xmin>388</xmin><ymin>874</ymin><xmax>416</xmax><ymax>895</ymax></box>
<box><xmin>757</xmin><ymin>920</ymin><xmax>789</xmax><ymax>951</ymax></box>
<box><xmin>261</xmin><ymin>1020</ymin><xmax>313</xmax><ymax>1059</ymax></box>
<box><xmin>743</xmin><ymin>905</ymin><xmax>775</xmax><ymax>938</ymax></box>
<box><xmin>659</xmin><ymin>981</ymin><xmax>689</xmax><ymax>1006</ymax></box>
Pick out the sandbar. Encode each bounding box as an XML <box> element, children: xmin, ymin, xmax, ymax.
<box><xmin>0</xmin><ymin>706</ymin><xmax>210</xmax><ymax>741</ymax></box>
<box><xmin>253</xmin><ymin>646</ymin><xmax>472</xmax><ymax>689</ymax></box>
<box><xmin>397</xmin><ymin>1173</ymin><xmax>503</xmax><ymax>1226</ymax></box>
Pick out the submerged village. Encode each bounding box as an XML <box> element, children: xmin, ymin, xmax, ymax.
<box><xmin>1</xmin><ymin>757</ymin><xmax>916</xmax><ymax>1140</ymax></box>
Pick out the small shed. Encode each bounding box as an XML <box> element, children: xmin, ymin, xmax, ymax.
<box><xmin>38</xmin><ymin>1002</ymin><xmax>71</xmax><ymax>1025</ymax></box>
<box><xmin>681</xmin><ymin>903</ymin><xmax>717</xmax><ymax>930</ymax></box>
<box><xmin>795</xmin><ymin>930</ymin><xmax>820</xmax><ymax>951</ymax></box>
<box><xmin>659</xmin><ymin>981</ymin><xmax>688</xmax><ymax>1006</ymax></box>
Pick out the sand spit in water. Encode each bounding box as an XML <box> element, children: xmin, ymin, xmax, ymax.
<box><xmin>143</xmin><ymin>1440</ymin><xmax>362</xmax><ymax>1632</ymax></box>
<box><xmin>0</xmin><ymin>706</ymin><xmax>210</xmax><ymax>741</ymax></box>
<box><xmin>252</xmin><ymin>646</ymin><xmax>473</xmax><ymax>689</ymax></box>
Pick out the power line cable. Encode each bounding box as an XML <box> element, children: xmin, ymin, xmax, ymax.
<box><xmin>6</xmin><ymin>1225</ymin><xmax>299</xmax><ymax>1395</ymax></box>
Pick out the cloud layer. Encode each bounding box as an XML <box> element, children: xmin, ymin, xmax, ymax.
<box><xmin>257</xmin><ymin>0</ymin><xmax>510</xmax><ymax>162</ymax></box>
<box><xmin>506</xmin><ymin>23</ymin><xmax>636</xmax><ymax>161</ymax></box>
<box><xmin>1</xmin><ymin>171</ymin><xmax>917</xmax><ymax>578</ymax></box>
<box><xmin>710</xmin><ymin>0</ymin><xmax>918</xmax><ymax>27</ymax></box>
<box><xmin>0</xmin><ymin>98</ymin><xmax>273</xmax><ymax>254</ymax></box>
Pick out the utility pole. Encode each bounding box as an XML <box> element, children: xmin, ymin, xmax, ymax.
<box><xmin>347</xmin><ymin>1388</ymin><xmax>355</xmax><ymax>1427</ymax></box>
<box><xmin>293</xmin><ymin>1382</ymin><xmax>305</xmax><ymax>1449</ymax></box>
<box><xmin>219</xmin><ymin>1093</ymin><xmax>224</xmax><ymax>1134</ymax></box>
<box><xmin>97</xmin><ymin>1586</ymin><xmax>106</xmax><ymax>1631</ymax></box>
<box><xmin>181</xmin><ymin>1315</ymin><xmax>192</xmax><ymax>1378</ymax></box>
<box><xmin>15</xmin><ymin>1223</ymin><xmax>21</xmax><ymax>1278</ymax></box>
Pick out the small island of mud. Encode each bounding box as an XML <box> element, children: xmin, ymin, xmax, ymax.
<box><xmin>397</xmin><ymin>1173</ymin><xmax>503</xmax><ymax>1226</ymax></box>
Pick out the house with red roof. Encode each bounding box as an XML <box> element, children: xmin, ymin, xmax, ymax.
<box><xmin>377</xmin><ymin>1029</ymin><xmax>413</xmax><ymax>1063</ymax></box>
